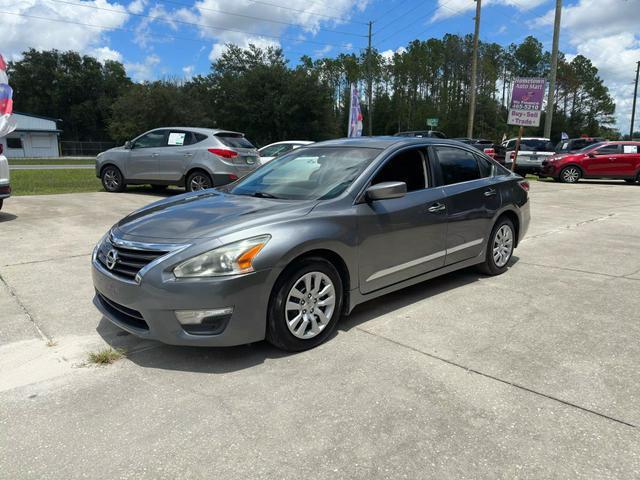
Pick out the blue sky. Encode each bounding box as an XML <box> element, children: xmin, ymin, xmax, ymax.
<box><xmin>1</xmin><ymin>0</ymin><xmax>639</xmax><ymax>129</ymax></box>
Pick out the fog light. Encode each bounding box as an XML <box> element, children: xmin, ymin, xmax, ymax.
<box><xmin>175</xmin><ymin>308</ymin><xmax>233</xmax><ymax>335</ymax></box>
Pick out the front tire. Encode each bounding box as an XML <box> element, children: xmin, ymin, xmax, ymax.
<box><xmin>186</xmin><ymin>170</ymin><xmax>212</xmax><ymax>192</ymax></box>
<box><xmin>559</xmin><ymin>166</ymin><xmax>581</xmax><ymax>183</ymax></box>
<box><xmin>477</xmin><ymin>218</ymin><xmax>515</xmax><ymax>276</ymax></box>
<box><xmin>101</xmin><ymin>166</ymin><xmax>126</xmax><ymax>192</ymax></box>
<box><xmin>267</xmin><ymin>258</ymin><xmax>343</xmax><ymax>352</ymax></box>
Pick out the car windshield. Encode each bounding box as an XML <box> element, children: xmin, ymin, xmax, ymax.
<box><xmin>228</xmin><ymin>146</ymin><xmax>380</xmax><ymax>200</ymax></box>
<box><xmin>520</xmin><ymin>139</ymin><xmax>553</xmax><ymax>151</ymax></box>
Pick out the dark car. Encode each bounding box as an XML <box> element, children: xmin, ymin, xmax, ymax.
<box><xmin>555</xmin><ymin>137</ymin><xmax>605</xmax><ymax>154</ymax></box>
<box><xmin>394</xmin><ymin>130</ymin><xmax>446</xmax><ymax>139</ymax></box>
<box><xmin>92</xmin><ymin>137</ymin><xmax>530</xmax><ymax>351</ymax></box>
<box><xmin>453</xmin><ymin>138</ymin><xmax>506</xmax><ymax>165</ymax></box>
<box><xmin>541</xmin><ymin>141</ymin><xmax>640</xmax><ymax>183</ymax></box>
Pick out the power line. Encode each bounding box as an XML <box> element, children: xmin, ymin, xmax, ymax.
<box><xmin>0</xmin><ymin>9</ymin><xmax>322</xmax><ymax>60</ymax></box>
<box><xmin>35</xmin><ymin>0</ymin><xmax>361</xmax><ymax>49</ymax></box>
<box><xmin>373</xmin><ymin>0</ymin><xmax>413</xmax><ymax>23</ymax></box>
<box><xmin>131</xmin><ymin>0</ymin><xmax>367</xmax><ymax>38</ymax></box>
<box><xmin>376</xmin><ymin>0</ymin><xmax>460</xmax><ymax>48</ymax></box>
<box><xmin>245</xmin><ymin>0</ymin><xmax>368</xmax><ymax>25</ymax></box>
<box><xmin>374</xmin><ymin>0</ymin><xmax>429</xmax><ymax>35</ymax></box>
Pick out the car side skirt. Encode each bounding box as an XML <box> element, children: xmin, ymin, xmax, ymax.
<box><xmin>346</xmin><ymin>251</ymin><xmax>486</xmax><ymax>314</ymax></box>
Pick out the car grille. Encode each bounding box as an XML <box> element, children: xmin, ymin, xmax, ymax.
<box><xmin>97</xmin><ymin>241</ymin><xmax>168</xmax><ymax>282</ymax></box>
<box><xmin>96</xmin><ymin>292</ymin><xmax>149</xmax><ymax>330</ymax></box>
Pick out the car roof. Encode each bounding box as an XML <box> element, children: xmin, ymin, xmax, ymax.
<box><xmin>310</xmin><ymin>136</ymin><xmax>473</xmax><ymax>150</ymax></box>
<box><xmin>261</xmin><ymin>141</ymin><xmax>314</xmax><ymax>147</ymax></box>
<box><xmin>505</xmin><ymin>137</ymin><xmax>550</xmax><ymax>142</ymax></box>
<box><xmin>150</xmin><ymin>127</ymin><xmax>245</xmax><ymax>136</ymax></box>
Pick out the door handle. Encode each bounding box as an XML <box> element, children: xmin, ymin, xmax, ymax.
<box><xmin>184</xmin><ymin>153</ymin><xmax>193</xmax><ymax>157</ymax></box>
<box><xmin>427</xmin><ymin>202</ymin><xmax>446</xmax><ymax>213</ymax></box>
<box><xmin>151</xmin><ymin>153</ymin><xmax>159</xmax><ymax>157</ymax></box>
<box><xmin>484</xmin><ymin>188</ymin><xmax>497</xmax><ymax>197</ymax></box>
<box><xmin>608</xmin><ymin>157</ymin><xmax>616</xmax><ymax>161</ymax></box>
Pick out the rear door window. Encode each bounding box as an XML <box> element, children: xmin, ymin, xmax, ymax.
<box><xmin>216</xmin><ymin>133</ymin><xmax>255</xmax><ymax>149</ymax></box>
<box><xmin>433</xmin><ymin>146</ymin><xmax>481</xmax><ymax>185</ymax></box>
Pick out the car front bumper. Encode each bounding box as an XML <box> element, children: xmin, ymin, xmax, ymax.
<box><xmin>92</xmin><ymin>254</ymin><xmax>274</xmax><ymax>347</ymax></box>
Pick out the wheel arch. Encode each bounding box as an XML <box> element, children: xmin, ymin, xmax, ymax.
<box><xmin>270</xmin><ymin>248</ymin><xmax>352</xmax><ymax>315</ymax></box>
<box><xmin>559</xmin><ymin>163</ymin><xmax>584</xmax><ymax>177</ymax></box>
<box><xmin>99</xmin><ymin>162</ymin><xmax>123</xmax><ymax>177</ymax></box>
<box><xmin>494</xmin><ymin>209</ymin><xmax>520</xmax><ymax>248</ymax></box>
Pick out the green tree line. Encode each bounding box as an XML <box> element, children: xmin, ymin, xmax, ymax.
<box><xmin>7</xmin><ymin>35</ymin><xmax>617</xmax><ymax>146</ymax></box>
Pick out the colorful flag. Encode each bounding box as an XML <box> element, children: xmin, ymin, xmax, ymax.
<box><xmin>347</xmin><ymin>83</ymin><xmax>363</xmax><ymax>138</ymax></box>
<box><xmin>0</xmin><ymin>52</ymin><xmax>16</xmax><ymax>138</ymax></box>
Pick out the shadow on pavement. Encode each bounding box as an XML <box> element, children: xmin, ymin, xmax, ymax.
<box><xmin>341</xmin><ymin>256</ymin><xmax>520</xmax><ymax>332</ymax></box>
<box><xmin>96</xmin><ymin>256</ymin><xmax>519</xmax><ymax>373</ymax></box>
<box><xmin>96</xmin><ymin>317</ymin><xmax>290</xmax><ymax>374</ymax></box>
<box><xmin>0</xmin><ymin>211</ymin><xmax>17</xmax><ymax>223</ymax></box>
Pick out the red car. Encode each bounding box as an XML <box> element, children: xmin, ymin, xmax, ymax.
<box><xmin>540</xmin><ymin>141</ymin><xmax>640</xmax><ymax>183</ymax></box>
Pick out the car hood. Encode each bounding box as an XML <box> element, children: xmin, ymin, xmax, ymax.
<box><xmin>114</xmin><ymin>190</ymin><xmax>318</xmax><ymax>241</ymax></box>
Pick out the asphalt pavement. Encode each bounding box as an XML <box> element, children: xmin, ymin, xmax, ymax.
<box><xmin>0</xmin><ymin>181</ymin><xmax>639</xmax><ymax>479</ymax></box>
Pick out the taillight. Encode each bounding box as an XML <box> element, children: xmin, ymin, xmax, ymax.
<box><xmin>509</xmin><ymin>152</ymin><xmax>515</xmax><ymax>160</ymax></box>
<box><xmin>518</xmin><ymin>180</ymin><xmax>530</xmax><ymax>192</ymax></box>
<box><xmin>228</xmin><ymin>174</ymin><xmax>238</xmax><ymax>181</ymax></box>
<box><xmin>208</xmin><ymin>148</ymin><xmax>238</xmax><ymax>159</ymax></box>
<box><xmin>483</xmin><ymin>148</ymin><xmax>495</xmax><ymax>155</ymax></box>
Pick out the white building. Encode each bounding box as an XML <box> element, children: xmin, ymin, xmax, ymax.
<box><xmin>0</xmin><ymin>112</ymin><xmax>61</xmax><ymax>158</ymax></box>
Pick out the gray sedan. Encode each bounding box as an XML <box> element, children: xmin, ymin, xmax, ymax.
<box><xmin>96</xmin><ymin>127</ymin><xmax>260</xmax><ymax>192</ymax></box>
<box><xmin>92</xmin><ymin>137</ymin><xmax>530</xmax><ymax>351</ymax></box>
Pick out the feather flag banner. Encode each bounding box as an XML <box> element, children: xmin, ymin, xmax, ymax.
<box><xmin>347</xmin><ymin>83</ymin><xmax>363</xmax><ymax>138</ymax></box>
<box><xmin>0</xmin><ymin>53</ymin><xmax>16</xmax><ymax>138</ymax></box>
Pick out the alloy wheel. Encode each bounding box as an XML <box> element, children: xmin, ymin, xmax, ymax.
<box><xmin>189</xmin><ymin>174</ymin><xmax>211</xmax><ymax>191</ymax></box>
<box><xmin>103</xmin><ymin>168</ymin><xmax>121</xmax><ymax>191</ymax></box>
<box><xmin>493</xmin><ymin>224</ymin><xmax>514</xmax><ymax>268</ymax></box>
<box><xmin>561</xmin><ymin>167</ymin><xmax>580</xmax><ymax>183</ymax></box>
<box><xmin>285</xmin><ymin>271</ymin><xmax>336</xmax><ymax>339</ymax></box>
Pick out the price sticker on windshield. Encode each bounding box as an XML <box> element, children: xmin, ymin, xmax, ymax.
<box><xmin>168</xmin><ymin>132</ymin><xmax>186</xmax><ymax>146</ymax></box>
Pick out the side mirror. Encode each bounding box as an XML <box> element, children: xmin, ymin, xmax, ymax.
<box><xmin>587</xmin><ymin>152</ymin><xmax>595</xmax><ymax>158</ymax></box>
<box><xmin>124</xmin><ymin>140</ymin><xmax>133</xmax><ymax>149</ymax></box>
<box><xmin>365</xmin><ymin>181</ymin><xmax>407</xmax><ymax>201</ymax></box>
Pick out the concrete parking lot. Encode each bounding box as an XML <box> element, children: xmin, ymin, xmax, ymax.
<box><xmin>1</xmin><ymin>181</ymin><xmax>639</xmax><ymax>479</ymax></box>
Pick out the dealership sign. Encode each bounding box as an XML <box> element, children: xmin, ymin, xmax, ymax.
<box><xmin>507</xmin><ymin>77</ymin><xmax>546</xmax><ymax>127</ymax></box>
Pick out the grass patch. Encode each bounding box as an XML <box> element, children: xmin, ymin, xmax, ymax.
<box><xmin>87</xmin><ymin>347</ymin><xmax>125</xmax><ymax>365</ymax></box>
<box><xmin>10</xmin><ymin>169</ymin><xmax>102</xmax><ymax>195</ymax></box>
<box><xmin>9</xmin><ymin>158</ymin><xmax>95</xmax><ymax>166</ymax></box>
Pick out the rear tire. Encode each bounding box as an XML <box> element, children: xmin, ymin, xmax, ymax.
<box><xmin>0</xmin><ymin>199</ymin><xmax>3</xmax><ymax>210</ymax></box>
<box><xmin>624</xmin><ymin>179</ymin><xmax>636</xmax><ymax>184</ymax></box>
<box><xmin>559</xmin><ymin>166</ymin><xmax>581</xmax><ymax>183</ymax></box>
<box><xmin>101</xmin><ymin>166</ymin><xmax>126</xmax><ymax>192</ymax></box>
<box><xmin>186</xmin><ymin>170</ymin><xmax>212</xmax><ymax>192</ymax></box>
<box><xmin>477</xmin><ymin>217</ymin><xmax>515</xmax><ymax>276</ymax></box>
<box><xmin>267</xmin><ymin>258</ymin><xmax>343</xmax><ymax>352</ymax></box>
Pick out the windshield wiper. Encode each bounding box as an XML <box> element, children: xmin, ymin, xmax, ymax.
<box><xmin>252</xmin><ymin>191</ymin><xmax>280</xmax><ymax>199</ymax></box>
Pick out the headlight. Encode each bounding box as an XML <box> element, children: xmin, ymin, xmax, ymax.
<box><xmin>173</xmin><ymin>235</ymin><xmax>271</xmax><ymax>278</ymax></box>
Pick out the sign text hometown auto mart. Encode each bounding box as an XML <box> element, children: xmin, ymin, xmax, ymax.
<box><xmin>507</xmin><ymin>77</ymin><xmax>546</xmax><ymax>127</ymax></box>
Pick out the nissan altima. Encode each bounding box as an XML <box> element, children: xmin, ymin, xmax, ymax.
<box><xmin>92</xmin><ymin>137</ymin><xmax>530</xmax><ymax>351</ymax></box>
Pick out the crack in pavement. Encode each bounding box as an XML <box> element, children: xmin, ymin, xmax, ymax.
<box><xmin>355</xmin><ymin>327</ymin><xmax>637</xmax><ymax>429</ymax></box>
<box><xmin>517</xmin><ymin>261</ymin><xmax>640</xmax><ymax>281</ymax></box>
<box><xmin>1</xmin><ymin>252</ymin><xmax>91</xmax><ymax>268</ymax></box>
<box><xmin>522</xmin><ymin>213</ymin><xmax>616</xmax><ymax>242</ymax></box>
<box><xmin>0</xmin><ymin>272</ymin><xmax>51</xmax><ymax>342</ymax></box>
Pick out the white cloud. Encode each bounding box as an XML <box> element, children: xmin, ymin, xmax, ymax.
<box><xmin>381</xmin><ymin>46</ymin><xmax>406</xmax><ymax>62</ymax></box>
<box><xmin>127</xmin><ymin>0</ymin><xmax>146</xmax><ymax>14</ymax></box>
<box><xmin>208</xmin><ymin>36</ymin><xmax>280</xmax><ymax>62</ymax></box>
<box><xmin>182</xmin><ymin>64</ymin><xmax>195</xmax><ymax>78</ymax></box>
<box><xmin>534</xmin><ymin>0</ymin><xmax>640</xmax><ymax>131</ymax></box>
<box><xmin>433</xmin><ymin>0</ymin><xmax>547</xmax><ymax>21</ymax></box>
<box><xmin>91</xmin><ymin>46</ymin><xmax>123</xmax><ymax>63</ymax></box>
<box><xmin>125</xmin><ymin>54</ymin><xmax>160</xmax><ymax>82</ymax></box>
<box><xmin>0</xmin><ymin>0</ymin><xmax>128</xmax><ymax>58</ymax></box>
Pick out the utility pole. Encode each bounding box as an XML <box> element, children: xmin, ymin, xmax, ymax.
<box><xmin>467</xmin><ymin>0</ymin><xmax>481</xmax><ymax>138</ymax></box>
<box><xmin>630</xmin><ymin>60</ymin><xmax>640</xmax><ymax>139</ymax></box>
<box><xmin>367</xmin><ymin>20</ymin><xmax>373</xmax><ymax>136</ymax></box>
<box><xmin>544</xmin><ymin>0</ymin><xmax>562</xmax><ymax>139</ymax></box>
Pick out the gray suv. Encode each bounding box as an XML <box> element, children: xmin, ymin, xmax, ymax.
<box><xmin>96</xmin><ymin>127</ymin><xmax>260</xmax><ymax>192</ymax></box>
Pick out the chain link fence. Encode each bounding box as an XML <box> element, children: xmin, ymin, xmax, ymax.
<box><xmin>60</xmin><ymin>141</ymin><xmax>117</xmax><ymax>157</ymax></box>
